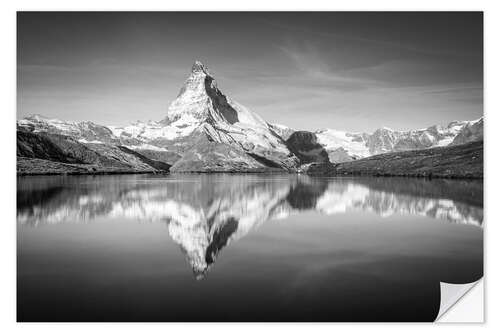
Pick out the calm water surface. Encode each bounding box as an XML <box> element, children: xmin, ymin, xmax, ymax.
<box><xmin>17</xmin><ymin>174</ymin><xmax>483</xmax><ymax>321</ymax></box>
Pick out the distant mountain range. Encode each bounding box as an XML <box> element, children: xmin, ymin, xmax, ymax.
<box><xmin>17</xmin><ymin>61</ymin><xmax>484</xmax><ymax>175</ymax></box>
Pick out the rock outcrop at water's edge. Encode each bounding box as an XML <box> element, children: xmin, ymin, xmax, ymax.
<box><xmin>285</xmin><ymin>131</ymin><xmax>330</xmax><ymax>164</ymax></box>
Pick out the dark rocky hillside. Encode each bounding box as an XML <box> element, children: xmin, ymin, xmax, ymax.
<box><xmin>17</xmin><ymin>131</ymin><xmax>170</xmax><ymax>175</ymax></box>
<box><xmin>17</xmin><ymin>130</ymin><xmax>99</xmax><ymax>164</ymax></box>
<box><xmin>328</xmin><ymin>140</ymin><xmax>483</xmax><ymax>179</ymax></box>
<box><xmin>285</xmin><ymin>131</ymin><xmax>330</xmax><ymax>164</ymax></box>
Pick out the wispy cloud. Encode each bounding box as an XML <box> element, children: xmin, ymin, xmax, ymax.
<box><xmin>261</xmin><ymin>18</ymin><xmax>482</xmax><ymax>59</ymax></box>
<box><xmin>421</xmin><ymin>85</ymin><xmax>483</xmax><ymax>96</ymax></box>
<box><xmin>276</xmin><ymin>41</ymin><xmax>383</xmax><ymax>92</ymax></box>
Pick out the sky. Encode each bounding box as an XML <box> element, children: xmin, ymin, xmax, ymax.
<box><xmin>17</xmin><ymin>12</ymin><xmax>483</xmax><ymax>132</ymax></box>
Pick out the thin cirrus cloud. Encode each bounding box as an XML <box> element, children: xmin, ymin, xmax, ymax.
<box><xmin>276</xmin><ymin>42</ymin><xmax>382</xmax><ymax>90</ymax></box>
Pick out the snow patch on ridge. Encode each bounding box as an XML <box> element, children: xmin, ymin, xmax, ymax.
<box><xmin>315</xmin><ymin>129</ymin><xmax>370</xmax><ymax>158</ymax></box>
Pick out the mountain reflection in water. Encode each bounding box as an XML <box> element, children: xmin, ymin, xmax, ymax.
<box><xmin>17</xmin><ymin>175</ymin><xmax>483</xmax><ymax>278</ymax></box>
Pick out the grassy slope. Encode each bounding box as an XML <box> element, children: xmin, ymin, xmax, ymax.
<box><xmin>17</xmin><ymin>157</ymin><xmax>162</xmax><ymax>176</ymax></box>
<box><xmin>329</xmin><ymin>140</ymin><xmax>483</xmax><ymax>179</ymax></box>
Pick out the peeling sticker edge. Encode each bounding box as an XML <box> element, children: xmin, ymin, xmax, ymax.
<box><xmin>435</xmin><ymin>278</ymin><xmax>483</xmax><ymax>322</ymax></box>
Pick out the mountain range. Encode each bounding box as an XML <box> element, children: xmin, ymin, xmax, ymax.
<box><xmin>17</xmin><ymin>61</ymin><xmax>484</xmax><ymax>175</ymax></box>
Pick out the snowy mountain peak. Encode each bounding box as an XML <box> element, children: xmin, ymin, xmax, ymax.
<box><xmin>373</xmin><ymin>126</ymin><xmax>394</xmax><ymax>133</ymax></box>
<box><xmin>25</xmin><ymin>114</ymin><xmax>51</xmax><ymax>121</ymax></box>
<box><xmin>191</xmin><ymin>60</ymin><xmax>210</xmax><ymax>74</ymax></box>
<box><xmin>164</xmin><ymin>61</ymin><xmax>215</xmax><ymax>124</ymax></box>
<box><xmin>165</xmin><ymin>62</ymin><xmax>266</xmax><ymax>128</ymax></box>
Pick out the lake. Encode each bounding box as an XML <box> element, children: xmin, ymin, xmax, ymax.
<box><xmin>17</xmin><ymin>174</ymin><xmax>483</xmax><ymax>322</ymax></box>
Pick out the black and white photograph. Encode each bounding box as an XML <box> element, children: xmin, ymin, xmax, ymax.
<box><xmin>15</xmin><ymin>11</ymin><xmax>484</xmax><ymax>322</ymax></box>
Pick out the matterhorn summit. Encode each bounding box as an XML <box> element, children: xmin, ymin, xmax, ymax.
<box><xmin>163</xmin><ymin>61</ymin><xmax>214</xmax><ymax>124</ymax></box>
<box><xmin>164</xmin><ymin>60</ymin><xmax>269</xmax><ymax>129</ymax></box>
